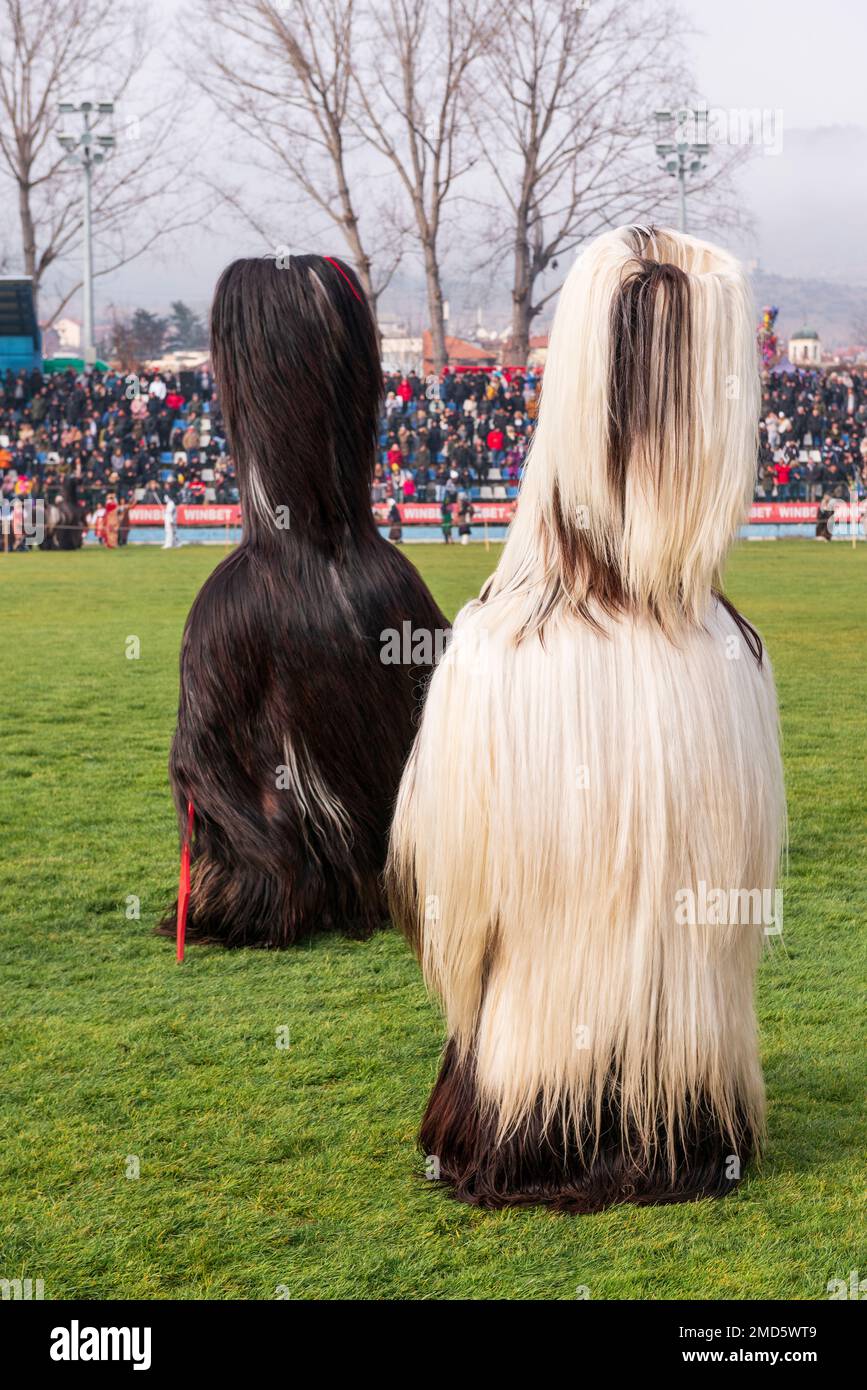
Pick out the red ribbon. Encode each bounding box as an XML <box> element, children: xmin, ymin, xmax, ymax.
<box><xmin>176</xmin><ymin>799</ymin><xmax>194</xmax><ymax>962</ymax></box>
<box><xmin>323</xmin><ymin>255</ymin><xmax>363</xmax><ymax>303</ymax></box>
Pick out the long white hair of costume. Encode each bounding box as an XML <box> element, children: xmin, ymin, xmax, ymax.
<box><xmin>388</xmin><ymin>225</ymin><xmax>786</xmax><ymax>1173</ymax></box>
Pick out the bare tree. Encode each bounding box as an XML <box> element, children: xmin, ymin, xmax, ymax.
<box><xmin>352</xmin><ymin>0</ymin><xmax>487</xmax><ymax>373</ymax></box>
<box><xmin>0</xmin><ymin>0</ymin><xmax>198</xmax><ymax>325</ymax></box>
<box><xmin>197</xmin><ymin>0</ymin><xmax>405</xmax><ymax>320</ymax></box>
<box><xmin>100</xmin><ymin>306</ymin><xmax>141</xmax><ymax>372</ymax></box>
<box><xmin>473</xmin><ymin>0</ymin><xmax>747</xmax><ymax>362</ymax></box>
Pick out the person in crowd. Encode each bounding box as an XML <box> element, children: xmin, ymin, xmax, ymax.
<box><xmin>473</xmin><ymin>437</ymin><xmax>488</xmax><ymax>479</ymax></box>
<box><xmin>386</xmin><ymin>494</ymin><xmax>402</xmax><ymax>542</ymax></box>
<box><xmin>118</xmin><ymin>495</ymin><xmax>133</xmax><ymax>546</ymax></box>
<box><xmin>457</xmin><ymin>490</ymin><xmax>474</xmax><ymax>545</ymax></box>
<box><xmin>162</xmin><ymin>488</ymin><xmax>181</xmax><ymax>548</ymax></box>
<box><xmin>815</xmin><ymin>492</ymin><xmax>837</xmax><ymax>541</ymax></box>
<box><xmin>104</xmin><ymin>491</ymin><xmax>119</xmax><ymax>548</ymax></box>
<box><xmin>396</xmin><ymin>422</ymin><xmax>412</xmax><ymax>461</ymax></box>
<box><xmin>414</xmin><ymin>434</ymin><xmax>431</xmax><ymax>477</ymax></box>
<box><xmin>486</xmin><ymin>423</ymin><xmax>505</xmax><ymax>469</ymax></box>
<box><xmin>370</xmin><ymin>462</ymin><xmax>387</xmax><ymax>504</ymax></box>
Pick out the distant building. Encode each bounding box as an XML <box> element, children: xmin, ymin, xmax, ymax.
<box><xmin>527</xmin><ymin>335</ymin><xmax>549</xmax><ymax>369</ymax></box>
<box><xmin>143</xmin><ymin>349</ymin><xmax>210</xmax><ymax>374</ymax></box>
<box><xmin>380</xmin><ymin>335</ymin><xmax>423</xmax><ymax>374</ymax></box>
<box><xmin>788</xmin><ymin>326</ymin><xmax>821</xmax><ymax>365</ymax></box>
<box><xmin>422</xmin><ymin>331</ymin><xmax>498</xmax><ymax>375</ymax></box>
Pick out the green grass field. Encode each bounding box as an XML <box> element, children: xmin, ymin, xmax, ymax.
<box><xmin>1</xmin><ymin>539</ymin><xmax>864</xmax><ymax>1300</ymax></box>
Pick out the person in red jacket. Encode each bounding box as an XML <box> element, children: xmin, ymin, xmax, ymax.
<box><xmin>773</xmin><ymin>458</ymin><xmax>791</xmax><ymax>500</ymax></box>
<box><xmin>397</xmin><ymin>377</ymin><xmax>413</xmax><ymax>406</ymax></box>
<box><xmin>486</xmin><ymin>426</ymin><xmax>505</xmax><ymax>468</ymax></box>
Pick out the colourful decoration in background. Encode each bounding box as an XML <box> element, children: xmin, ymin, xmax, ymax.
<box><xmin>757</xmin><ymin>305</ymin><xmax>780</xmax><ymax>368</ymax></box>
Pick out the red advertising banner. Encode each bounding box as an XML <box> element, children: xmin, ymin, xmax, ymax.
<box><xmin>748</xmin><ymin>501</ymin><xmax>863</xmax><ymax>523</ymax></box>
<box><xmin>368</xmin><ymin>501</ymin><xmax>865</xmax><ymax>525</ymax></box>
<box><xmin>371</xmin><ymin>501</ymin><xmax>517</xmax><ymax>524</ymax></box>
<box><xmin>129</xmin><ymin>505</ymin><xmax>241</xmax><ymax>525</ymax></box>
<box><xmin>124</xmin><ymin>501</ymin><xmax>864</xmax><ymax>527</ymax></box>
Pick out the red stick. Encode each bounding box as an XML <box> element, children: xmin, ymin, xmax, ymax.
<box><xmin>323</xmin><ymin>255</ymin><xmax>363</xmax><ymax>302</ymax></box>
<box><xmin>176</xmin><ymin>799</ymin><xmax>194</xmax><ymax>962</ymax></box>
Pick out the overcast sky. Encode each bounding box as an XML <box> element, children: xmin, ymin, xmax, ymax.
<box><xmin>682</xmin><ymin>0</ymin><xmax>866</xmax><ymax>127</ymax></box>
<box><xmin>681</xmin><ymin>0</ymin><xmax>867</xmax><ymax>285</ymax></box>
<box><xmin>27</xmin><ymin>0</ymin><xmax>867</xmax><ymax>326</ymax></box>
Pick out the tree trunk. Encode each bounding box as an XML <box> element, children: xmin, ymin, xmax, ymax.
<box><xmin>341</xmin><ymin>216</ymin><xmax>379</xmax><ymax>334</ymax></box>
<box><xmin>423</xmin><ymin>237</ymin><xmax>448</xmax><ymax>373</ymax></box>
<box><xmin>18</xmin><ymin>177</ymin><xmax>39</xmax><ymax>318</ymax></box>
<box><xmin>335</xmin><ymin>155</ymin><xmax>377</xmax><ymax>313</ymax></box>
<box><xmin>510</xmin><ymin>201</ymin><xmax>532</xmax><ymax>365</ymax></box>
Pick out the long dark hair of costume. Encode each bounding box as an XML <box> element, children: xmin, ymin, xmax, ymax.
<box><xmin>158</xmin><ymin>254</ymin><xmax>446</xmax><ymax>946</ymax></box>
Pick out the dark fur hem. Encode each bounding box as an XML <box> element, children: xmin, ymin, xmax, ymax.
<box><xmin>154</xmin><ymin>908</ymin><xmax>383</xmax><ymax>949</ymax></box>
<box><xmin>155</xmin><ymin>856</ymin><xmax>386</xmax><ymax>949</ymax></box>
<box><xmin>418</xmin><ymin>1040</ymin><xmax>755</xmax><ymax>1214</ymax></box>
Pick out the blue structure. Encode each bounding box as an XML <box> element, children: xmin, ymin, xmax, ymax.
<box><xmin>0</xmin><ymin>278</ymin><xmax>42</xmax><ymax>374</ymax></box>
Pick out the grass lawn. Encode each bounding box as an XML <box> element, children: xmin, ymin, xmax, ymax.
<box><xmin>1</xmin><ymin>538</ymin><xmax>864</xmax><ymax>1301</ymax></box>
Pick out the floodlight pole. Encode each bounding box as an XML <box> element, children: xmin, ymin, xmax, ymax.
<box><xmin>57</xmin><ymin>101</ymin><xmax>116</xmax><ymax>367</ymax></box>
<box><xmin>678</xmin><ymin>154</ymin><xmax>688</xmax><ymax>234</ymax></box>
<box><xmin>82</xmin><ymin>125</ymin><xmax>94</xmax><ymax>363</ymax></box>
<box><xmin>654</xmin><ymin>107</ymin><xmax>710</xmax><ymax>235</ymax></box>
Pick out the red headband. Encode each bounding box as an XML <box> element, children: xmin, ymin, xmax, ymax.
<box><xmin>323</xmin><ymin>255</ymin><xmax>364</xmax><ymax>303</ymax></box>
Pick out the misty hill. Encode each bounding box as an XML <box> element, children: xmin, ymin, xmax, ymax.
<box><xmin>749</xmin><ymin>271</ymin><xmax>867</xmax><ymax>350</ymax></box>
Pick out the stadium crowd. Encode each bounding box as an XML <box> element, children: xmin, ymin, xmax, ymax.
<box><xmin>373</xmin><ymin>367</ymin><xmax>539</xmax><ymax>505</ymax></box>
<box><xmin>1</xmin><ymin>360</ymin><xmax>866</xmax><ymax>542</ymax></box>
<box><xmin>0</xmin><ymin>365</ymin><xmax>235</xmax><ymax>520</ymax></box>
<box><xmin>757</xmin><ymin>368</ymin><xmax>867</xmax><ymax>501</ymax></box>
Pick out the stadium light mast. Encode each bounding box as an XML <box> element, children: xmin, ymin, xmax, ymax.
<box><xmin>57</xmin><ymin>101</ymin><xmax>116</xmax><ymax>367</ymax></box>
<box><xmin>654</xmin><ymin>106</ymin><xmax>710</xmax><ymax>234</ymax></box>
